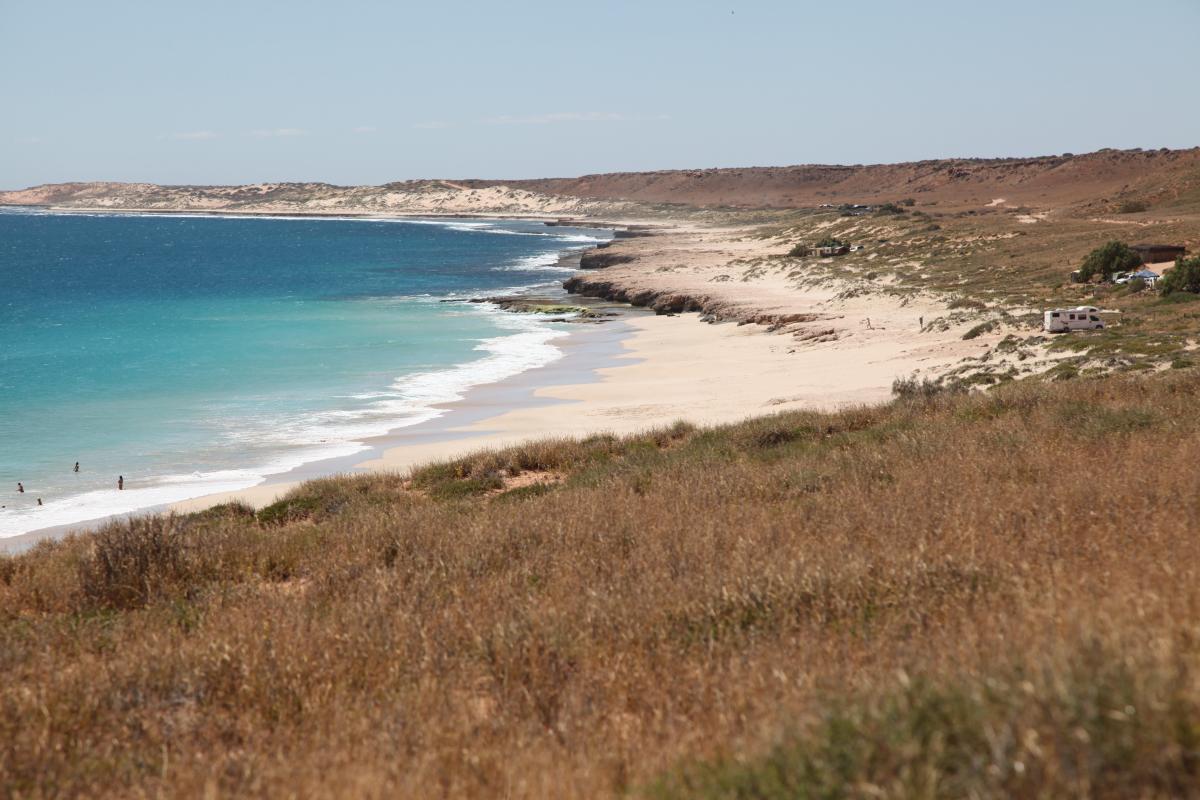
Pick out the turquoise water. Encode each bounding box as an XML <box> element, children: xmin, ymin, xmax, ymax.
<box><xmin>0</xmin><ymin>209</ymin><xmax>608</xmax><ymax>535</ymax></box>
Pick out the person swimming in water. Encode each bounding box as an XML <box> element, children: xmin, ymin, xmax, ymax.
<box><xmin>118</xmin><ymin>475</ymin><xmax>124</xmax><ymax>491</ymax></box>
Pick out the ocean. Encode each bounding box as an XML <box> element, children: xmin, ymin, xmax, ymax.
<box><xmin>0</xmin><ymin>208</ymin><xmax>609</xmax><ymax>536</ymax></box>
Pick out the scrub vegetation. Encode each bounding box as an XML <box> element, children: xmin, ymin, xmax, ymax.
<box><xmin>4</xmin><ymin>371</ymin><xmax>1200</xmax><ymax>797</ymax></box>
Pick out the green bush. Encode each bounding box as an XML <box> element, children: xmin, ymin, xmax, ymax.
<box><xmin>1077</xmin><ymin>241</ymin><xmax>1143</xmax><ymax>283</ymax></box>
<box><xmin>814</xmin><ymin>236</ymin><xmax>846</xmax><ymax>249</ymax></box>
<box><xmin>1158</xmin><ymin>256</ymin><xmax>1200</xmax><ymax>295</ymax></box>
<box><xmin>1119</xmin><ymin>199</ymin><xmax>1149</xmax><ymax>214</ymax></box>
<box><xmin>962</xmin><ymin>321</ymin><xmax>996</xmax><ymax>340</ymax></box>
<box><xmin>1127</xmin><ymin>276</ymin><xmax>1147</xmax><ymax>293</ymax></box>
<box><xmin>1158</xmin><ymin>291</ymin><xmax>1200</xmax><ymax>304</ymax></box>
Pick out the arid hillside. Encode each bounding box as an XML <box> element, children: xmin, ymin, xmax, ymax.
<box><xmin>468</xmin><ymin>147</ymin><xmax>1200</xmax><ymax>213</ymax></box>
<box><xmin>5</xmin><ymin>147</ymin><xmax>1199</xmax><ymax>217</ymax></box>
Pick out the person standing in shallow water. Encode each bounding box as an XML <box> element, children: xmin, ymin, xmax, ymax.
<box><xmin>118</xmin><ymin>476</ymin><xmax>124</xmax><ymax>491</ymax></box>
<box><xmin>17</xmin><ymin>482</ymin><xmax>23</xmax><ymax>494</ymax></box>
<box><xmin>74</xmin><ymin>462</ymin><xmax>79</xmax><ymax>473</ymax></box>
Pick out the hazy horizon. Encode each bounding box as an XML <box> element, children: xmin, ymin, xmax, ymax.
<box><xmin>3</xmin><ymin>0</ymin><xmax>1197</xmax><ymax>188</ymax></box>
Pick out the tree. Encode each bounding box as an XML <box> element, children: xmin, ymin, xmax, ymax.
<box><xmin>815</xmin><ymin>235</ymin><xmax>846</xmax><ymax>248</ymax></box>
<box><xmin>1158</xmin><ymin>256</ymin><xmax>1200</xmax><ymax>295</ymax></box>
<box><xmin>1077</xmin><ymin>241</ymin><xmax>1143</xmax><ymax>283</ymax></box>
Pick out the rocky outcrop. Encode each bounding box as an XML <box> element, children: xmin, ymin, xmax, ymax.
<box><xmin>563</xmin><ymin>275</ymin><xmax>823</xmax><ymax>332</ymax></box>
<box><xmin>578</xmin><ymin>251</ymin><xmax>635</xmax><ymax>269</ymax></box>
<box><xmin>612</xmin><ymin>227</ymin><xmax>657</xmax><ymax>239</ymax></box>
<box><xmin>563</xmin><ymin>276</ymin><xmax>706</xmax><ymax>314</ymax></box>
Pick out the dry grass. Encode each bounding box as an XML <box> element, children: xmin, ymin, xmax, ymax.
<box><xmin>4</xmin><ymin>373</ymin><xmax>1200</xmax><ymax>797</ymax></box>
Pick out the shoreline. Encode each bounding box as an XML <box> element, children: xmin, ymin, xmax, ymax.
<box><xmin>2</xmin><ymin>209</ymin><xmax>1001</xmax><ymax>550</ymax></box>
<box><xmin>0</xmin><ymin>210</ymin><xmax>626</xmax><ymax>549</ymax></box>
<box><xmin>0</xmin><ymin>311</ymin><xmax>639</xmax><ymax>552</ymax></box>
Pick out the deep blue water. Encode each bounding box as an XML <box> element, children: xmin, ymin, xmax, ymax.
<box><xmin>0</xmin><ymin>209</ymin><xmax>607</xmax><ymax>534</ymax></box>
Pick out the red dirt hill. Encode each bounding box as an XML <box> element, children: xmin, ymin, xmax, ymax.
<box><xmin>465</xmin><ymin>147</ymin><xmax>1200</xmax><ymax>212</ymax></box>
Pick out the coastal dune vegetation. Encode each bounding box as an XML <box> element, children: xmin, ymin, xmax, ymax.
<box><xmin>3</xmin><ymin>371</ymin><xmax>1200</xmax><ymax>797</ymax></box>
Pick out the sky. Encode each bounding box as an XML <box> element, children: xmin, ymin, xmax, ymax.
<box><xmin>1</xmin><ymin>0</ymin><xmax>1197</xmax><ymax>187</ymax></box>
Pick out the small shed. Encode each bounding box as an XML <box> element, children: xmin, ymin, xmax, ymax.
<box><xmin>1132</xmin><ymin>244</ymin><xmax>1187</xmax><ymax>264</ymax></box>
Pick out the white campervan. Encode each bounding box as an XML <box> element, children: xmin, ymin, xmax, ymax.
<box><xmin>1044</xmin><ymin>306</ymin><xmax>1103</xmax><ymax>332</ymax></box>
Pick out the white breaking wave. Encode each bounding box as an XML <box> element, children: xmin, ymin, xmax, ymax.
<box><xmin>0</xmin><ymin>306</ymin><xmax>570</xmax><ymax>539</ymax></box>
<box><xmin>0</xmin><ymin>469</ymin><xmax>269</xmax><ymax>537</ymax></box>
<box><xmin>492</xmin><ymin>251</ymin><xmax>579</xmax><ymax>273</ymax></box>
<box><xmin>232</xmin><ymin>308</ymin><xmax>567</xmax><ymax>449</ymax></box>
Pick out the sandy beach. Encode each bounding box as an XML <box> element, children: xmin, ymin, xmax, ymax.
<box><xmin>162</xmin><ymin>217</ymin><xmax>993</xmax><ymax>515</ymax></box>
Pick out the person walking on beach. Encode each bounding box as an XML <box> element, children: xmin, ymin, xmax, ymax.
<box><xmin>74</xmin><ymin>462</ymin><xmax>80</xmax><ymax>473</ymax></box>
<box><xmin>118</xmin><ymin>476</ymin><xmax>124</xmax><ymax>491</ymax></box>
<box><xmin>17</xmin><ymin>482</ymin><xmax>23</xmax><ymax>494</ymax></box>
<box><xmin>37</xmin><ymin>498</ymin><xmax>42</xmax><ymax>506</ymax></box>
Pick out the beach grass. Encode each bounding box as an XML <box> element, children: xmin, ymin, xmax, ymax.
<box><xmin>3</xmin><ymin>371</ymin><xmax>1200</xmax><ymax>797</ymax></box>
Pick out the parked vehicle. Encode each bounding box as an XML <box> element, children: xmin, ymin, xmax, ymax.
<box><xmin>1044</xmin><ymin>307</ymin><xmax>1103</xmax><ymax>332</ymax></box>
<box><xmin>1128</xmin><ymin>269</ymin><xmax>1160</xmax><ymax>287</ymax></box>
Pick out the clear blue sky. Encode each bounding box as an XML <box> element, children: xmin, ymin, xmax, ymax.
<box><xmin>2</xmin><ymin>0</ymin><xmax>1197</xmax><ymax>187</ymax></box>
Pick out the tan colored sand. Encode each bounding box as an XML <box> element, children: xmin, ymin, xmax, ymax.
<box><xmin>170</xmin><ymin>219</ymin><xmax>995</xmax><ymax>513</ymax></box>
<box><xmin>173</xmin><ymin>311</ymin><xmax>982</xmax><ymax>512</ymax></box>
<box><xmin>358</xmin><ymin>310</ymin><xmax>983</xmax><ymax>474</ymax></box>
<box><xmin>171</xmin><ymin>481</ymin><xmax>301</xmax><ymax>514</ymax></box>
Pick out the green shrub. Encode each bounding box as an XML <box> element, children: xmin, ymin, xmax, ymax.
<box><xmin>891</xmin><ymin>375</ymin><xmax>957</xmax><ymax>400</ymax></box>
<box><xmin>948</xmin><ymin>297</ymin><xmax>986</xmax><ymax>310</ymax></box>
<box><xmin>1119</xmin><ymin>199</ymin><xmax>1149</xmax><ymax>213</ymax></box>
<box><xmin>1158</xmin><ymin>256</ymin><xmax>1200</xmax><ymax>295</ymax></box>
<box><xmin>814</xmin><ymin>236</ymin><xmax>846</xmax><ymax>249</ymax></box>
<box><xmin>257</xmin><ymin>495</ymin><xmax>326</xmax><ymax>526</ymax></box>
<box><xmin>962</xmin><ymin>322</ymin><xmax>996</xmax><ymax>340</ymax></box>
<box><xmin>1158</xmin><ymin>290</ymin><xmax>1200</xmax><ymax>304</ymax></box>
<box><xmin>649</xmin><ymin>653</ymin><xmax>1199</xmax><ymax>800</ymax></box>
<box><xmin>428</xmin><ymin>472</ymin><xmax>504</xmax><ymax>501</ymax></box>
<box><xmin>1127</xmin><ymin>276</ymin><xmax>1147</xmax><ymax>293</ymax></box>
<box><xmin>1077</xmin><ymin>241</ymin><xmax>1143</xmax><ymax>283</ymax></box>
